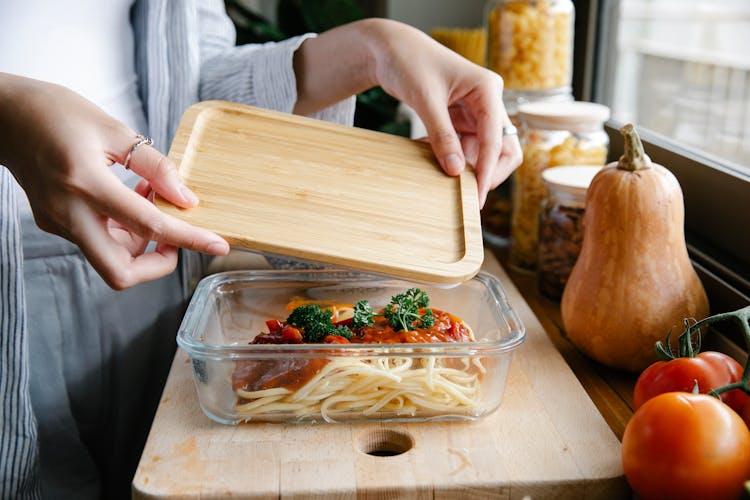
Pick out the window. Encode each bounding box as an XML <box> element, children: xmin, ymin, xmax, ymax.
<box><xmin>578</xmin><ymin>0</ymin><xmax>750</xmax><ymax>339</ymax></box>
<box><xmin>597</xmin><ymin>0</ymin><xmax>750</xmax><ymax>172</ymax></box>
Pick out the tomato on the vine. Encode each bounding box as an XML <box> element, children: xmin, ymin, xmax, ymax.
<box><xmin>622</xmin><ymin>392</ymin><xmax>750</xmax><ymax>500</ymax></box>
<box><xmin>633</xmin><ymin>351</ymin><xmax>749</xmax><ymax>412</ymax></box>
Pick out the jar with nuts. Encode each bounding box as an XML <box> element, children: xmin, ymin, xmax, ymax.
<box><xmin>509</xmin><ymin>101</ymin><xmax>610</xmax><ymax>272</ymax></box>
<box><xmin>537</xmin><ymin>165</ymin><xmax>600</xmax><ymax>300</ymax></box>
<box><xmin>485</xmin><ymin>0</ymin><xmax>574</xmax><ymax>103</ymax></box>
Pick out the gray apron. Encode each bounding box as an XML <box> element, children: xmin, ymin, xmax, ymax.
<box><xmin>21</xmin><ymin>208</ymin><xmax>191</xmax><ymax>499</ymax></box>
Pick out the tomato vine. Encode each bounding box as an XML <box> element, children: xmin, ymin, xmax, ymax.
<box><xmin>657</xmin><ymin>305</ymin><xmax>750</xmax><ymax>396</ymax></box>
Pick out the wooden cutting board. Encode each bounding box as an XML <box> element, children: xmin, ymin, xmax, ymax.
<box><xmin>156</xmin><ymin>101</ymin><xmax>484</xmax><ymax>284</ymax></box>
<box><xmin>132</xmin><ymin>251</ymin><xmax>629</xmax><ymax>499</ymax></box>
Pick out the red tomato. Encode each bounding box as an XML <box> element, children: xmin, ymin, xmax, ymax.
<box><xmin>265</xmin><ymin>319</ymin><xmax>283</xmax><ymax>333</ymax></box>
<box><xmin>622</xmin><ymin>392</ymin><xmax>750</xmax><ymax>500</ymax></box>
<box><xmin>323</xmin><ymin>335</ymin><xmax>351</xmax><ymax>344</ymax></box>
<box><xmin>280</xmin><ymin>325</ymin><xmax>303</xmax><ymax>343</ymax></box>
<box><xmin>633</xmin><ymin>351</ymin><xmax>749</xmax><ymax>413</ymax></box>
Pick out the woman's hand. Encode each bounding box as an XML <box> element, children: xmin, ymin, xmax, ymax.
<box><xmin>0</xmin><ymin>73</ymin><xmax>229</xmax><ymax>289</ymax></box>
<box><xmin>293</xmin><ymin>18</ymin><xmax>522</xmax><ymax>207</ymax></box>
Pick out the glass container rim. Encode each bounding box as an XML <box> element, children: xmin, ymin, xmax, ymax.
<box><xmin>176</xmin><ymin>269</ymin><xmax>526</xmax><ymax>359</ymax></box>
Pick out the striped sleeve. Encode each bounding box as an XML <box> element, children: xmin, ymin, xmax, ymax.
<box><xmin>0</xmin><ymin>167</ymin><xmax>40</xmax><ymax>499</ymax></box>
<box><xmin>196</xmin><ymin>0</ymin><xmax>356</xmax><ymax>125</ymax></box>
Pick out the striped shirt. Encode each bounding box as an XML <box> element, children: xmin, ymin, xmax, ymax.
<box><xmin>0</xmin><ymin>0</ymin><xmax>354</xmax><ymax>498</ymax></box>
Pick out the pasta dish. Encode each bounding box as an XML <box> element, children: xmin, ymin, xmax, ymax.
<box><xmin>230</xmin><ymin>288</ymin><xmax>485</xmax><ymax>422</ymax></box>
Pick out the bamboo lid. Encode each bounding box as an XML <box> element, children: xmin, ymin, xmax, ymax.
<box><xmin>155</xmin><ymin>101</ymin><xmax>484</xmax><ymax>284</ymax></box>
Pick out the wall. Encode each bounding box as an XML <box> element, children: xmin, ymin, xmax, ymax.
<box><xmin>385</xmin><ymin>0</ymin><xmax>486</xmax><ymax>32</ymax></box>
<box><xmin>238</xmin><ymin>0</ymin><xmax>488</xmax><ymax>33</ymax></box>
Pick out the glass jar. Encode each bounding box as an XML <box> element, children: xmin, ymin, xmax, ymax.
<box><xmin>485</xmin><ymin>0</ymin><xmax>574</xmax><ymax>103</ymax></box>
<box><xmin>509</xmin><ymin>101</ymin><xmax>610</xmax><ymax>272</ymax></box>
<box><xmin>481</xmin><ymin>92</ymin><xmax>574</xmax><ymax>247</ymax></box>
<box><xmin>537</xmin><ymin>165</ymin><xmax>600</xmax><ymax>300</ymax></box>
<box><xmin>430</xmin><ymin>27</ymin><xmax>488</xmax><ymax>67</ymax></box>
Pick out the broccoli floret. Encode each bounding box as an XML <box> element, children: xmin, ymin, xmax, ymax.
<box><xmin>287</xmin><ymin>304</ymin><xmax>352</xmax><ymax>342</ymax></box>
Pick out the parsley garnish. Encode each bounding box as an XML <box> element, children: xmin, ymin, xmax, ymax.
<box><xmin>382</xmin><ymin>288</ymin><xmax>435</xmax><ymax>332</ymax></box>
<box><xmin>352</xmin><ymin>300</ymin><xmax>375</xmax><ymax>328</ymax></box>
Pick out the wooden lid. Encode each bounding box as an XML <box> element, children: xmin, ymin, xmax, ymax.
<box><xmin>155</xmin><ymin>101</ymin><xmax>484</xmax><ymax>284</ymax></box>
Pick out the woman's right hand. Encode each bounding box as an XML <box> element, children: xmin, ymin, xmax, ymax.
<box><xmin>0</xmin><ymin>73</ymin><xmax>229</xmax><ymax>289</ymax></box>
<box><xmin>292</xmin><ymin>19</ymin><xmax>522</xmax><ymax>208</ymax></box>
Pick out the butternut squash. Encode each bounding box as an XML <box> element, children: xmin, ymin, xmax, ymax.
<box><xmin>560</xmin><ymin>124</ymin><xmax>709</xmax><ymax>372</ymax></box>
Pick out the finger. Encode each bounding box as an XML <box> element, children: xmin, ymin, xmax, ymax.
<box><xmin>88</xmin><ymin>170</ymin><xmax>229</xmax><ymax>255</ymax></box>
<box><xmin>473</xmin><ymin>110</ymin><xmax>506</xmax><ymax>207</ymax></box>
<box><xmin>448</xmin><ymin>103</ymin><xmax>478</xmax><ymax>134</ymax></box>
<box><xmin>134</xmin><ymin>178</ymin><xmax>152</xmax><ymax>199</ymax></box>
<box><xmin>71</xmin><ymin>206</ymin><xmax>180</xmax><ymax>289</ymax></box>
<box><xmin>460</xmin><ymin>135</ymin><xmax>480</xmax><ymax>168</ymax></box>
<box><xmin>107</xmin><ymin>219</ymin><xmax>149</xmax><ymax>255</ymax></box>
<box><xmin>122</xmin><ymin>142</ymin><xmax>199</xmax><ymax>209</ymax></box>
<box><xmin>418</xmin><ymin>103</ymin><xmax>466</xmax><ymax>176</ymax></box>
<box><xmin>473</xmin><ymin>138</ymin><xmax>503</xmax><ymax>209</ymax></box>
<box><xmin>492</xmin><ymin>137</ymin><xmax>522</xmax><ymax>188</ymax></box>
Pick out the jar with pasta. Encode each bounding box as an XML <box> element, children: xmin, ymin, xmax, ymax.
<box><xmin>509</xmin><ymin>101</ymin><xmax>610</xmax><ymax>272</ymax></box>
<box><xmin>485</xmin><ymin>0</ymin><xmax>574</xmax><ymax>100</ymax></box>
<box><xmin>537</xmin><ymin>166</ymin><xmax>600</xmax><ymax>300</ymax></box>
<box><xmin>482</xmin><ymin>92</ymin><xmax>573</xmax><ymax>246</ymax></box>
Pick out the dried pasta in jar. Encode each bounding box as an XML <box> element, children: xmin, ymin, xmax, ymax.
<box><xmin>485</xmin><ymin>0</ymin><xmax>574</xmax><ymax>92</ymax></box>
<box><xmin>509</xmin><ymin>101</ymin><xmax>610</xmax><ymax>272</ymax></box>
<box><xmin>431</xmin><ymin>27</ymin><xmax>487</xmax><ymax>67</ymax></box>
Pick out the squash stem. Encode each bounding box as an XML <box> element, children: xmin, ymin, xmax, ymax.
<box><xmin>617</xmin><ymin>124</ymin><xmax>652</xmax><ymax>171</ymax></box>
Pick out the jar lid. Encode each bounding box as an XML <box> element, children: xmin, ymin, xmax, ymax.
<box><xmin>518</xmin><ymin>101</ymin><xmax>610</xmax><ymax>133</ymax></box>
<box><xmin>542</xmin><ymin>165</ymin><xmax>602</xmax><ymax>197</ymax></box>
<box><xmin>505</xmin><ymin>90</ymin><xmax>574</xmax><ymax>118</ymax></box>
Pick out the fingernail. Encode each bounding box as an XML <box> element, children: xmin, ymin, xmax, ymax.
<box><xmin>207</xmin><ymin>240</ymin><xmax>229</xmax><ymax>255</ymax></box>
<box><xmin>180</xmin><ymin>184</ymin><xmax>199</xmax><ymax>205</ymax></box>
<box><xmin>444</xmin><ymin>153</ymin><xmax>465</xmax><ymax>174</ymax></box>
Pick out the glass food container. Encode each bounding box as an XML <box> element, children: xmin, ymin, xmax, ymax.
<box><xmin>177</xmin><ymin>270</ymin><xmax>525</xmax><ymax>425</ymax></box>
<box><xmin>537</xmin><ymin>165</ymin><xmax>600</xmax><ymax>300</ymax></box>
<box><xmin>485</xmin><ymin>0</ymin><xmax>574</xmax><ymax>103</ymax></box>
<box><xmin>509</xmin><ymin>101</ymin><xmax>609</xmax><ymax>272</ymax></box>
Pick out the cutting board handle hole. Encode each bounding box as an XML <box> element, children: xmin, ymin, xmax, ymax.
<box><xmin>356</xmin><ymin>429</ymin><xmax>414</xmax><ymax>457</ymax></box>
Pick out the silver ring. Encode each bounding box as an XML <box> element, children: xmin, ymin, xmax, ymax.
<box><xmin>502</xmin><ymin>125</ymin><xmax>518</xmax><ymax>137</ymax></box>
<box><xmin>123</xmin><ymin>135</ymin><xmax>153</xmax><ymax>169</ymax></box>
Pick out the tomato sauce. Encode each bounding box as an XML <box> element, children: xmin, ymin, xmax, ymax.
<box><xmin>355</xmin><ymin>310</ymin><xmax>473</xmax><ymax>344</ymax></box>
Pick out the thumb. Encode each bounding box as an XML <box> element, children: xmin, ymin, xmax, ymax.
<box><xmin>419</xmin><ymin>104</ymin><xmax>465</xmax><ymax>176</ymax></box>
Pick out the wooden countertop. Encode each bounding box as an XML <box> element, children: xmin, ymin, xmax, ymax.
<box><xmin>132</xmin><ymin>249</ymin><xmax>631</xmax><ymax>499</ymax></box>
<box><xmin>488</xmin><ymin>245</ymin><xmax>637</xmax><ymax>441</ymax></box>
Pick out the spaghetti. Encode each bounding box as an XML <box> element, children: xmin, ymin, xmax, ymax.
<box><xmin>231</xmin><ymin>292</ymin><xmax>485</xmax><ymax>422</ymax></box>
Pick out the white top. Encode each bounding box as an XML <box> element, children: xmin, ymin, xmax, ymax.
<box><xmin>0</xmin><ymin>0</ymin><xmax>147</xmax><ymax>193</ymax></box>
